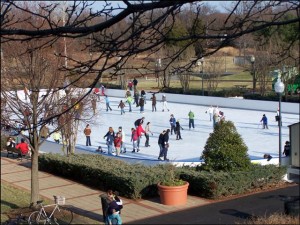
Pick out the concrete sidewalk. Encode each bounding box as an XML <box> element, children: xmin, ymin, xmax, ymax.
<box><xmin>2</xmin><ymin>154</ymin><xmax>299</xmax><ymax>224</ymax></box>
<box><xmin>1</xmin><ymin>156</ymin><xmax>210</xmax><ymax>224</ymax></box>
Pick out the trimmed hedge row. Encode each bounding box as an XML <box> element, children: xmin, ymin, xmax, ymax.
<box><xmin>38</xmin><ymin>153</ymin><xmax>287</xmax><ymax>199</ymax></box>
<box><xmin>178</xmin><ymin>164</ymin><xmax>286</xmax><ymax>198</ymax></box>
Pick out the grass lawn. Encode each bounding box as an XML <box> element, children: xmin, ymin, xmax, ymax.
<box><xmin>1</xmin><ymin>182</ymin><xmax>101</xmax><ymax>224</ymax></box>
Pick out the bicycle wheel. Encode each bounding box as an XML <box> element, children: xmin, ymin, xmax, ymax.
<box><xmin>52</xmin><ymin>206</ymin><xmax>73</xmax><ymax>225</ymax></box>
<box><xmin>28</xmin><ymin>211</ymin><xmax>48</xmax><ymax>224</ymax></box>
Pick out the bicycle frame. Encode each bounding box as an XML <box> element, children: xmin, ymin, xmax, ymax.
<box><xmin>37</xmin><ymin>203</ymin><xmax>60</xmax><ymax>222</ymax></box>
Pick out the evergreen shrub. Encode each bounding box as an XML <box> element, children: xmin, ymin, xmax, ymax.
<box><xmin>200</xmin><ymin>120</ymin><xmax>252</xmax><ymax>172</ymax></box>
<box><xmin>38</xmin><ymin>153</ymin><xmax>286</xmax><ymax>199</ymax></box>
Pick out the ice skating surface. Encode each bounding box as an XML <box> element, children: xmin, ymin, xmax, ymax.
<box><xmin>64</xmin><ymin>96</ymin><xmax>299</xmax><ymax>163</ymax></box>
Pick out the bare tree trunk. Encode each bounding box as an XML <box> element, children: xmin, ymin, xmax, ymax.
<box><xmin>30</xmin><ymin>149</ymin><xmax>39</xmax><ymax>206</ymax></box>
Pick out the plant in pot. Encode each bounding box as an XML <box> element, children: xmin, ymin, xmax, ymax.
<box><xmin>157</xmin><ymin>164</ymin><xmax>189</xmax><ymax>206</ymax></box>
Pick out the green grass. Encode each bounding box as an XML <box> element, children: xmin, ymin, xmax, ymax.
<box><xmin>1</xmin><ymin>182</ymin><xmax>101</xmax><ymax>224</ymax></box>
<box><xmin>1</xmin><ymin>182</ymin><xmax>32</xmax><ymax>223</ymax></box>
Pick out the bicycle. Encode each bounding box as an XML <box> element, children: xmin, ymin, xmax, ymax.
<box><xmin>28</xmin><ymin>196</ymin><xmax>73</xmax><ymax>225</ymax></box>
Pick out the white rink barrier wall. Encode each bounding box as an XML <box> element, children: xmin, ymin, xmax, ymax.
<box><xmin>105</xmin><ymin>89</ymin><xmax>299</xmax><ymax>114</ymax></box>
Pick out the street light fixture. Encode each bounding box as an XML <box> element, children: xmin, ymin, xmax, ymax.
<box><xmin>250</xmin><ymin>55</ymin><xmax>255</xmax><ymax>93</ymax></box>
<box><xmin>197</xmin><ymin>57</ymin><xmax>205</xmax><ymax>96</ymax></box>
<box><xmin>274</xmin><ymin>75</ymin><xmax>285</xmax><ymax>166</ymax></box>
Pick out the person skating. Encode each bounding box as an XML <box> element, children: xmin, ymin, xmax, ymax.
<box><xmin>114</xmin><ymin>132</ymin><xmax>122</xmax><ymax>156</ymax></box>
<box><xmin>150</xmin><ymin>93</ymin><xmax>157</xmax><ymax>112</ymax></box>
<box><xmin>118</xmin><ymin>100</ymin><xmax>125</xmax><ymax>115</ymax></box>
<box><xmin>118</xmin><ymin>126</ymin><xmax>126</xmax><ymax>153</ymax></box>
<box><xmin>188</xmin><ymin>110</ymin><xmax>195</xmax><ymax>130</ymax></box>
<box><xmin>104</xmin><ymin>127</ymin><xmax>115</xmax><ymax>155</ymax></box>
<box><xmin>260</xmin><ymin>114</ymin><xmax>269</xmax><ymax>129</ymax></box>
<box><xmin>131</xmin><ymin>128</ymin><xmax>138</xmax><ymax>153</ymax></box>
<box><xmin>158</xmin><ymin>130</ymin><xmax>166</xmax><ymax>160</ymax></box>
<box><xmin>139</xmin><ymin>96</ymin><xmax>145</xmax><ymax>113</ymax></box>
<box><xmin>126</xmin><ymin>95</ymin><xmax>133</xmax><ymax>112</ymax></box>
<box><xmin>169</xmin><ymin>114</ymin><xmax>176</xmax><ymax>135</ymax></box>
<box><xmin>206</xmin><ymin>105</ymin><xmax>213</xmax><ymax>121</ymax></box>
<box><xmin>144</xmin><ymin>122</ymin><xmax>153</xmax><ymax>147</ymax></box>
<box><xmin>161</xmin><ymin>94</ymin><xmax>169</xmax><ymax>112</ymax></box>
<box><xmin>283</xmin><ymin>141</ymin><xmax>290</xmax><ymax>157</ymax></box>
<box><xmin>133</xmin><ymin>89</ymin><xmax>140</xmax><ymax>107</ymax></box>
<box><xmin>134</xmin><ymin>117</ymin><xmax>145</xmax><ymax>128</ymax></box>
<box><xmin>84</xmin><ymin>124</ymin><xmax>92</xmax><ymax>146</ymax></box>
<box><xmin>141</xmin><ymin>90</ymin><xmax>146</xmax><ymax>104</ymax></box>
<box><xmin>159</xmin><ymin>129</ymin><xmax>170</xmax><ymax>161</ymax></box>
<box><xmin>175</xmin><ymin>120</ymin><xmax>183</xmax><ymax>140</ymax></box>
<box><xmin>136</xmin><ymin>122</ymin><xmax>145</xmax><ymax>152</ymax></box>
<box><xmin>105</xmin><ymin>95</ymin><xmax>112</xmax><ymax>111</ymax></box>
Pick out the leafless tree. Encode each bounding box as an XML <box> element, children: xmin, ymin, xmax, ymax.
<box><xmin>205</xmin><ymin>56</ymin><xmax>223</xmax><ymax>93</ymax></box>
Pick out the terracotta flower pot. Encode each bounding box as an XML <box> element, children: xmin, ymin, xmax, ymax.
<box><xmin>157</xmin><ymin>181</ymin><xmax>189</xmax><ymax>205</ymax></box>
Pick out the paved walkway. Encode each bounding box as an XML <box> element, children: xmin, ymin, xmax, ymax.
<box><xmin>2</xmin><ymin>153</ymin><xmax>299</xmax><ymax>224</ymax></box>
<box><xmin>1</xmin><ymin>155</ymin><xmax>210</xmax><ymax>224</ymax></box>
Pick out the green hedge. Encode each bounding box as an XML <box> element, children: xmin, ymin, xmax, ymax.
<box><xmin>38</xmin><ymin>153</ymin><xmax>287</xmax><ymax>199</ymax></box>
<box><xmin>178</xmin><ymin>164</ymin><xmax>286</xmax><ymax>199</ymax></box>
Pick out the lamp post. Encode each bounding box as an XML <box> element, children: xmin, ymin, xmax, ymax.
<box><xmin>197</xmin><ymin>57</ymin><xmax>205</xmax><ymax>96</ymax></box>
<box><xmin>274</xmin><ymin>76</ymin><xmax>285</xmax><ymax>166</ymax></box>
<box><xmin>250</xmin><ymin>55</ymin><xmax>255</xmax><ymax>93</ymax></box>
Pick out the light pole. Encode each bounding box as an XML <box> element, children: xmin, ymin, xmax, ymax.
<box><xmin>250</xmin><ymin>55</ymin><xmax>255</xmax><ymax>93</ymax></box>
<box><xmin>274</xmin><ymin>75</ymin><xmax>285</xmax><ymax>166</ymax></box>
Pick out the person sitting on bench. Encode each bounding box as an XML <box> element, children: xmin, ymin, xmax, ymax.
<box><xmin>15</xmin><ymin>138</ymin><xmax>29</xmax><ymax>157</ymax></box>
<box><xmin>6</xmin><ymin>137</ymin><xmax>16</xmax><ymax>148</ymax></box>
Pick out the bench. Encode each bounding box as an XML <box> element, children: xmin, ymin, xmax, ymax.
<box><xmin>6</xmin><ymin>146</ymin><xmax>30</xmax><ymax>161</ymax></box>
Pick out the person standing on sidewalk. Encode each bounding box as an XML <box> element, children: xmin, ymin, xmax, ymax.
<box><xmin>161</xmin><ymin>94</ymin><xmax>169</xmax><ymax>112</ymax></box>
<box><xmin>84</xmin><ymin>124</ymin><xmax>92</xmax><ymax>146</ymax></box>
<box><xmin>144</xmin><ymin>122</ymin><xmax>153</xmax><ymax>147</ymax></box>
<box><xmin>188</xmin><ymin>110</ymin><xmax>195</xmax><ymax>130</ymax></box>
<box><xmin>169</xmin><ymin>114</ymin><xmax>176</xmax><ymax>135</ymax></box>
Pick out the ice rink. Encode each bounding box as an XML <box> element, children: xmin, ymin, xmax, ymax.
<box><xmin>68</xmin><ymin>96</ymin><xmax>299</xmax><ymax>164</ymax></box>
